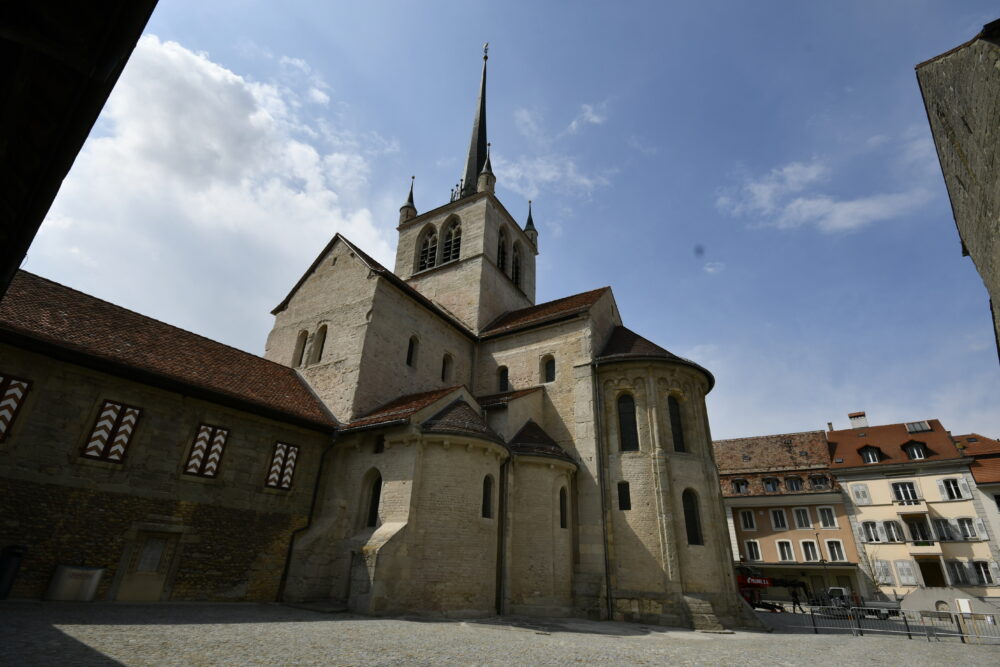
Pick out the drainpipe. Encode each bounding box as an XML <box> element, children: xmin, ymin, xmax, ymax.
<box><xmin>495</xmin><ymin>453</ymin><xmax>510</xmax><ymax>615</ymax></box>
<box><xmin>591</xmin><ymin>360</ymin><xmax>614</xmax><ymax>620</ymax></box>
<box><xmin>278</xmin><ymin>429</ymin><xmax>338</xmax><ymax>602</ymax></box>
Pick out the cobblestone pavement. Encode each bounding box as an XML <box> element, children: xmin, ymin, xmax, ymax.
<box><xmin>2</xmin><ymin>602</ymin><xmax>998</xmax><ymax>666</ymax></box>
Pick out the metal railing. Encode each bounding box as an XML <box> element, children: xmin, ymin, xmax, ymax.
<box><xmin>796</xmin><ymin>606</ymin><xmax>1000</xmax><ymax>644</ymax></box>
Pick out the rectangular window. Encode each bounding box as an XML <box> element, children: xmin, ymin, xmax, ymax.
<box><xmin>763</xmin><ymin>478</ymin><xmax>779</xmax><ymax>492</ymax></box>
<box><xmin>184</xmin><ymin>424</ymin><xmax>229</xmax><ymax>477</ymax></box>
<box><xmin>874</xmin><ymin>560</ymin><xmax>895</xmax><ymax>587</ymax></box>
<box><xmin>777</xmin><ymin>540</ymin><xmax>794</xmax><ymax>562</ymax></box>
<box><xmin>0</xmin><ymin>373</ymin><xmax>31</xmax><ymax>442</ymax></box>
<box><xmin>884</xmin><ymin>521</ymin><xmax>905</xmax><ymax>542</ymax></box>
<box><xmin>265</xmin><ymin>442</ymin><xmax>299</xmax><ymax>490</ymax></box>
<box><xmin>947</xmin><ymin>561</ymin><xmax>970</xmax><ymax>585</ymax></box>
<box><xmin>770</xmin><ymin>509</ymin><xmax>788</xmax><ymax>530</ymax></box>
<box><xmin>825</xmin><ymin>540</ymin><xmax>845</xmax><ymax>562</ymax></box>
<box><xmin>862</xmin><ymin>521</ymin><xmax>881</xmax><ymax>543</ymax></box>
<box><xmin>958</xmin><ymin>518</ymin><xmax>976</xmax><ymax>539</ymax></box>
<box><xmin>801</xmin><ymin>541</ymin><xmax>819</xmax><ymax>562</ymax></box>
<box><xmin>941</xmin><ymin>478</ymin><xmax>963</xmax><ymax>500</ymax></box>
<box><xmin>785</xmin><ymin>477</ymin><xmax>802</xmax><ymax>491</ymax></box>
<box><xmin>892</xmin><ymin>482</ymin><xmax>919</xmax><ymax>505</ymax></box>
<box><xmin>818</xmin><ymin>506</ymin><xmax>837</xmax><ymax>528</ymax></box>
<box><xmin>739</xmin><ymin>510</ymin><xmax>756</xmax><ymax>531</ymax></box>
<box><xmin>974</xmin><ymin>562</ymin><xmax>994</xmax><ymax>585</ymax></box>
<box><xmin>793</xmin><ymin>507</ymin><xmax>812</xmax><ymax>529</ymax></box>
<box><xmin>81</xmin><ymin>400</ymin><xmax>142</xmax><ymax>463</ymax></box>
<box><xmin>745</xmin><ymin>540</ymin><xmax>761</xmax><ymax>561</ymax></box>
<box><xmin>617</xmin><ymin>481</ymin><xmax>631</xmax><ymax>511</ymax></box>
<box><xmin>906</xmin><ymin>520</ymin><xmax>931</xmax><ymax>542</ymax></box>
<box><xmin>933</xmin><ymin>519</ymin><xmax>953</xmax><ymax>541</ymax></box>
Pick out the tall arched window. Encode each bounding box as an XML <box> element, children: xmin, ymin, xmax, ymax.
<box><xmin>668</xmin><ymin>396</ymin><xmax>686</xmax><ymax>453</ymax></box>
<box><xmin>542</xmin><ymin>355</ymin><xmax>556</xmax><ymax>383</ymax></box>
<box><xmin>292</xmin><ymin>330</ymin><xmax>308</xmax><ymax>367</ymax></box>
<box><xmin>497</xmin><ymin>228</ymin><xmax>508</xmax><ymax>273</ymax></box>
<box><xmin>366</xmin><ymin>473</ymin><xmax>383</xmax><ymax>528</ymax></box>
<box><xmin>682</xmin><ymin>489</ymin><xmax>703</xmax><ymax>545</ymax></box>
<box><xmin>511</xmin><ymin>244</ymin><xmax>522</xmax><ymax>288</ymax></box>
<box><xmin>482</xmin><ymin>475</ymin><xmax>493</xmax><ymax>518</ymax></box>
<box><xmin>441</xmin><ymin>353</ymin><xmax>453</xmax><ymax>382</ymax></box>
<box><xmin>617</xmin><ymin>394</ymin><xmax>639</xmax><ymax>451</ymax></box>
<box><xmin>498</xmin><ymin>366</ymin><xmax>509</xmax><ymax>392</ymax></box>
<box><xmin>559</xmin><ymin>487</ymin><xmax>568</xmax><ymax>529</ymax></box>
<box><xmin>309</xmin><ymin>324</ymin><xmax>327</xmax><ymax>364</ymax></box>
<box><xmin>418</xmin><ymin>231</ymin><xmax>438</xmax><ymax>271</ymax></box>
<box><xmin>442</xmin><ymin>221</ymin><xmax>462</xmax><ymax>262</ymax></box>
<box><xmin>406</xmin><ymin>336</ymin><xmax>418</xmax><ymax>367</ymax></box>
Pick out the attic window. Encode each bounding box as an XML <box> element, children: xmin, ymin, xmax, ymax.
<box><xmin>742</xmin><ymin>455</ymin><xmax>751</xmax><ymax>462</ymax></box>
<box><xmin>783</xmin><ymin>439</ymin><xmax>792</xmax><ymax>445</ymax></box>
<box><xmin>834</xmin><ymin>458</ymin><xmax>844</xmax><ymax>463</ymax></box>
<box><xmin>799</xmin><ymin>451</ymin><xmax>808</xmax><ymax>456</ymax></box>
<box><xmin>860</xmin><ymin>446</ymin><xmax>881</xmax><ymax>464</ymax></box>
<box><xmin>905</xmin><ymin>421</ymin><xmax>931</xmax><ymax>434</ymax></box>
<box><xmin>967</xmin><ymin>437</ymin><xmax>979</xmax><ymax>443</ymax></box>
<box><xmin>903</xmin><ymin>443</ymin><xmax>926</xmax><ymax>460</ymax></box>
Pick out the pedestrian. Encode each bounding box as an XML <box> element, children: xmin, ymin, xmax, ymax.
<box><xmin>790</xmin><ymin>588</ymin><xmax>805</xmax><ymax>613</ymax></box>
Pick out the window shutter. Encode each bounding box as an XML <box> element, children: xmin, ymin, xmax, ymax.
<box><xmin>876</xmin><ymin>560</ymin><xmax>895</xmax><ymax>587</ymax></box>
<box><xmin>895</xmin><ymin>560</ymin><xmax>916</xmax><ymax>586</ymax></box>
<box><xmin>83</xmin><ymin>401</ymin><xmax>123</xmax><ymax>458</ymax></box>
<box><xmin>974</xmin><ymin>518</ymin><xmax>987</xmax><ymax>540</ymax></box>
<box><xmin>876</xmin><ymin>523</ymin><xmax>887</xmax><ymax>542</ymax></box>
<box><xmin>83</xmin><ymin>401</ymin><xmax>141</xmax><ymax>462</ymax></box>
<box><xmin>936</xmin><ymin>480</ymin><xmax>947</xmax><ymax>500</ymax></box>
<box><xmin>0</xmin><ymin>375</ymin><xmax>31</xmax><ymax>441</ymax></box>
<box><xmin>185</xmin><ymin>425</ymin><xmax>213</xmax><ymax>474</ymax></box>
<box><xmin>963</xmin><ymin>562</ymin><xmax>977</xmax><ymax>584</ymax></box>
<box><xmin>280</xmin><ymin>445</ymin><xmax>298</xmax><ymax>489</ymax></box>
<box><xmin>267</xmin><ymin>443</ymin><xmax>287</xmax><ymax>487</ymax></box>
<box><xmin>204</xmin><ymin>428</ymin><xmax>228</xmax><ymax>477</ymax></box>
<box><xmin>856</xmin><ymin>524</ymin><xmax>867</xmax><ymax>543</ymax></box>
<box><xmin>948</xmin><ymin>518</ymin><xmax>961</xmax><ymax>540</ymax></box>
<box><xmin>989</xmin><ymin>562</ymin><xmax>1000</xmax><ymax>584</ymax></box>
<box><xmin>958</xmin><ymin>479</ymin><xmax>971</xmax><ymax>499</ymax></box>
<box><xmin>104</xmin><ymin>406</ymin><xmax>140</xmax><ymax>461</ymax></box>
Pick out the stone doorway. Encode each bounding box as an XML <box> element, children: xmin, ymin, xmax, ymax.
<box><xmin>116</xmin><ymin>532</ymin><xmax>179</xmax><ymax>601</ymax></box>
<box><xmin>917</xmin><ymin>558</ymin><xmax>946</xmax><ymax>587</ymax></box>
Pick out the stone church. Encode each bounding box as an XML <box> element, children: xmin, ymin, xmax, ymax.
<box><xmin>0</xmin><ymin>51</ymin><xmax>751</xmax><ymax>630</ymax></box>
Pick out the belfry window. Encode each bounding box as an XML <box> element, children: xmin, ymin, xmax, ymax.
<box><xmin>668</xmin><ymin>395</ymin><xmax>686</xmax><ymax>452</ymax></box>
<box><xmin>617</xmin><ymin>394</ymin><xmax>639</xmax><ymax>451</ymax></box>
<box><xmin>292</xmin><ymin>330</ymin><xmax>308</xmax><ymax>367</ymax></box>
<box><xmin>498</xmin><ymin>366</ymin><xmax>509</xmax><ymax>392</ymax></box>
<box><xmin>512</xmin><ymin>245</ymin><xmax>522</xmax><ymax>288</ymax></box>
<box><xmin>418</xmin><ymin>232</ymin><xmax>438</xmax><ymax>271</ymax></box>
<box><xmin>442</xmin><ymin>221</ymin><xmax>462</xmax><ymax>263</ymax></box>
<box><xmin>497</xmin><ymin>228</ymin><xmax>508</xmax><ymax>273</ymax></box>
<box><xmin>682</xmin><ymin>489</ymin><xmax>703</xmax><ymax>545</ymax></box>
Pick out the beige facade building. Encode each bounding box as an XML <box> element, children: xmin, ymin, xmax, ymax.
<box><xmin>829</xmin><ymin>413</ymin><xmax>1000</xmax><ymax>601</ymax></box>
<box><xmin>714</xmin><ymin>431</ymin><xmax>863</xmax><ymax>602</ymax></box>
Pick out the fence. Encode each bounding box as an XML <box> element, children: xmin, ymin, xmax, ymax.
<box><xmin>784</xmin><ymin>606</ymin><xmax>1000</xmax><ymax>644</ymax></box>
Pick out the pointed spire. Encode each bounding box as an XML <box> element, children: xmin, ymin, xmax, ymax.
<box><xmin>477</xmin><ymin>142</ymin><xmax>496</xmax><ymax>194</ymax></box>
<box><xmin>461</xmin><ymin>43</ymin><xmax>489</xmax><ymax>197</ymax></box>
<box><xmin>399</xmin><ymin>176</ymin><xmax>417</xmax><ymax>224</ymax></box>
<box><xmin>524</xmin><ymin>199</ymin><xmax>536</xmax><ymax>230</ymax></box>
<box><xmin>524</xmin><ymin>199</ymin><xmax>538</xmax><ymax>250</ymax></box>
<box><xmin>405</xmin><ymin>175</ymin><xmax>415</xmax><ymax>207</ymax></box>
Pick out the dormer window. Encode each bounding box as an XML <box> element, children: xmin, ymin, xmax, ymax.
<box><xmin>785</xmin><ymin>477</ymin><xmax>802</xmax><ymax>491</ymax></box>
<box><xmin>905</xmin><ymin>421</ymin><xmax>931</xmax><ymax>434</ymax></box>
<box><xmin>860</xmin><ymin>446</ymin><xmax>881</xmax><ymax>464</ymax></box>
<box><xmin>732</xmin><ymin>479</ymin><xmax>749</xmax><ymax>494</ymax></box>
<box><xmin>810</xmin><ymin>476</ymin><xmax>829</xmax><ymax>490</ymax></box>
<box><xmin>763</xmin><ymin>478</ymin><xmax>779</xmax><ymax>493</ymax></box>
<box><xmin>903</xmin><ymin>443</ymin><xmax>926</xmax><ymax>460</ymax></box>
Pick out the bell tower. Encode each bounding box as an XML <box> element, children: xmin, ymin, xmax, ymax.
<box><xmin>391</xmin><ymin>46</ymin><xmax>539</xmax><ymax>333</ymax></box>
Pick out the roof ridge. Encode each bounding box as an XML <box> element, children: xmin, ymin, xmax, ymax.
<box><xmin>10</xmin><ymin>270</ymin><xmax>294</xmax><ymax>373</ymax></box>
<box><xmin>713</xmin><ymin>429</ymin><xmax>827</xmax><ymax>443</ymax></box>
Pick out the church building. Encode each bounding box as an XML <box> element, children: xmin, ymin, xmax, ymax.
<box><xmin>0</xmin><ymin>49</ymin><xmax>752</xmax><ymax>630</ymax></box>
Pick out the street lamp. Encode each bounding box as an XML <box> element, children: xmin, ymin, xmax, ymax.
<box><xmin>816</xmin><ymin>531</ymin><xmax>830</xmax><ymax>602</ymax></box>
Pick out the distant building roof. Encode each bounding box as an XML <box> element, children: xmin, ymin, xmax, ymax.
<box><xmin>827</xmin><ymin>419</ymin><xmax>963</xmax><ymax>469</ymax></box>
<box><xmin>480</xmin><ymin>287</ymin><xmax>610</xmax><ymax>338</ymax></box>
<box><xmin>713</xmin><ymin>430</ymin><xmax>831</xmax><ymax>474</ymax></box>
<box><xmin>953</xmin><ymin>433</ymin><xmax>1000</xmax><ymax>457</ymax></box>
<box><xmin>971</xmin><ymin>457</ymin><xmax>1000</xmax><ymax>485</ymax></box>
<box><xmin>421</xmin><ymin>398</ymin><xmax>503</xmax><ymax>444</ymax></box>
<box><xmin>0</xmin><ymin>271</ymin><xmax>336</xmax><ymax>430</ymax></box>
<box><xmin>507</xmin><ymin>420</ymin><xmax>575</xmax><ymax>464</ymax></box>
<box><xmin>596</xmin><ymin>326</ymin><xmax>715</xmax><ymax>390</ymax></box>
<box><xmin>476</xmin><ymin>386</ymin><xmax>542</xmax><ymax>409</ymax></box>
<box><xmin>342</xmin><ymin>386</ymin><xmax>462</xmax><ymax>431</ymax></box>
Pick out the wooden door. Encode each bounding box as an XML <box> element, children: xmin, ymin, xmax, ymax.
<box><xmin>117</xmin><ymin>533</ymin><xmax>178</xmax><ymax>601</ymax></box>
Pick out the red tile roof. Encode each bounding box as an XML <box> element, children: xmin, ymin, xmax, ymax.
<box><xmin>476</xmin><ymin>386</ymin><xmax>542</xmax><ymax>409</ymax></box>
<box><xmin>953</xmin><ymin>434</ymin><xmax>1000</xmax><ymax>457</ymax></box>
<box><xmin>713</xmin><ymin>431</ymin><xmax>831</xmax><ymax>474</ymax></box>
<box><xmin>971</xmin><ymin>457</ymin><xmax>1000</xmax><ymax>484</ymax></box>
<box><xmin>480</xmin><ymin>287</ymin><xmax>610</xmax><ymax>338</ymax></box>
<box><xmin>343</xmin><ymin>386</ymin><xmax>461</xmax><ymax>431</ymax></box>
<box><xmin>827</xmin><ymin>420</ymin><xmax>963</xmax><ymax>468</ymax></box>
<box><xmin>0</xmin><ymin>271</ymin><xmax>336</xmax><ymax>430</ymax></box>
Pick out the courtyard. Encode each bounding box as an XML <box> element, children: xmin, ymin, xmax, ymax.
<box><xmin>1</xmin><ymin>602</ymin><xmax>997</xmax><ymax>666</ymax></box>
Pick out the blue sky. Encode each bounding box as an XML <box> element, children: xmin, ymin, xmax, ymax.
<box><xmin>24</xmin><ymin>1</ymin><xmax>1000</xmax><ymax>439</ymax></box>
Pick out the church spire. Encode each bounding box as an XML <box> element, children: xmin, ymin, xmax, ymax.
<box><xmin>524</xmin><ymin>199</ymin><xmax>538</xmax><ymax>249</ymax></box>
<box><xmin>461</xmin><ymin>43</ymin><xmax>489</xmax><ymax>198</ymax></box>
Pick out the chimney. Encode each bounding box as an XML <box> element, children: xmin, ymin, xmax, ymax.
<box><xmin>827</xmin><ymin>422</ymin><xmax>833</xmax><ymax>432</ymax></box>
<box><xmin>848</xmin><ymin>411</ymin><xmax>868</xmax><ymax>429</ymax></box>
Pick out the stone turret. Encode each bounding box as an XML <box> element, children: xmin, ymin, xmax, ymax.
<box><xmin>524</xmin><ymin>200</ymin><xmax>537</xmax><ymax>249</ymax></box>
<box><xmin>399</xmin><ymin>177</ymin><xmax>416</xmax><ymax>224</ymax></box>
<box><xmin>477</xmin><ymin>144</ymin><xmax>496</xmax><ymax>194</ymax></box>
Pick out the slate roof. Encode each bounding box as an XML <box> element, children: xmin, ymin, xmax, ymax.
<box><xmin>421</xmin><ymin>398</ymin><xmax>503</xmax><ymax>444</ymax></box>
<box><xmin>342</xmin><ymin>386</ymin><xmax>461</xmax><ymax>431</ymax></box>
<box><xmin>480</xmin><ymin>287</ymin><xmax>610</xmax><ymax>338</ymax></box>
<box><xmin>0</xmin><ymin>271</ymin><xmax>337</xmax><ymax>430</ymax></box>
<box><xmin>507</xmin><ymin>420</ymin><xmax>575</xmax><ymax>464</ymax></box>
<box><xmin>596</xmin><ymin>326</ymin><xmax>715</xmax><ymax>390</ymax></box>
<box><xmin>476</xmin><ymin>386</ymin><xmax>543</xmax><ymax>409</ymax></box>
<box><xmin>827</xmin><ymin>419</ymin><xmax>963</xmax><ymax>468</ymax></box>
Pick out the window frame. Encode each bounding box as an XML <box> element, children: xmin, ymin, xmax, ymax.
<box><xmin>903</xmin><ymin>443</ymin><xmax>926</xmax><ymax>460</ymax></box>
<box><xmin>441</xmin><ymin>219</ymin><xmax>462</xmax><ymax>263</ymax></box>
<box><xmin>617</xmin><ymin>393</ymin><xmax>640</xmax><ymax>452</ymax></box>
<box><xmin>183</xmin><ymin>423</ymin><xmax>229</xmax><ymax>478</ymax></box>
<box><xmin>744</xmin><ymin>539</ymin><xmax>762</xmax><ymax>562</ymax></box>
<box><xmin>860</xmin><ymin>446</ymin><xmax>881</xmax><ymax>464</ymax></box>
<box><xmin>792</xmin><ymin>506</ymin><xmax>812</xmax><ymax>530</ymax></box>
<box><xmin>825</xmin><ymin>539</ymin><xmax>846</xmax><ymax>562</ymax></box>
<box><xmin>481</xmin><ymin>475</ymin><xmax>494</xmax><ymax>519</ymax></box>
<box><xmin>784</xmin><ymin>476</ymin><xmax>803</xmax><ymax>492</ymax></box>
<box><xmin>682</xmin><ymin>489</ymin><xmax>703</xmax><ymax>545</ymax></box>
<box><xmin>817</xmin><ymin>506</ymin><xmax>838</xmax><ymax>529</ymax></box>
<box><xmin>770</xmin><ymin>508</ymin><xmax>789</xmax><ymax>531</ymax></box>
<box><xmin>264</xmin><ymin>442</ymin><xmax>300</xmax><ymax>490</ymax></box>
<box><xmin>617</xmin><ymin>481</ymin><xmax>631</xmax><ymax>511</ymax></box>
<box><xmin>406</xmin><ymin>336</ymin><xmax>419</xmax><ymax>367</ymax></box>
<box><xmin>739</xmin><ymin>509</ymin><xmax>757</xmax><ymax>531</ymax></box>
<box><xmin>541</xmin><ymin>355</ymin><xmax>556</xmax><ymax>384</ymax></box>
<box><xmin>777</xmin><ymin>539</ymin><xmax>795</xmax><ymax>562</ymax></box>
<box><xmin>800</xmin><ymin>539</ymin><xmax>820</xmax><ymax>562</ymax></box>
<box><xmin>731</xmin><ymin>479</ymin><xmax>749</xmax><ymax>494</ymax></box>
<box><xmin>762</xmin><ymin>477</ymin><xmax>780</xmax><ymax>493</ymax></box>
<box><xmin>418</xmin><ymin>229</ymin><xmax>439</xmax><ymax>271</ymax></box>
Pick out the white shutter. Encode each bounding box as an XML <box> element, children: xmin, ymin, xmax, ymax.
<box><xmin>974</xmin><ymin>518</ymin><xmax>987</xmax><ymax>540</ymax></box>
<box><xmin>853</xmin><ymin>484</ymin><xmax>871</xmax><ymax>505</ymax></box>
<box><xmin>936</xmin><ymin>480</ymin><xmax>947</xmax><ymax>500</ymax></box>
<box><xmin>948</xmin><ymin>518</ymin><xmax>961</xmax><ymax>541</ymax></box>
<box><xmin>856</xmin><ymin>523</ymin><xmax>868</xmax><ymax>543</ymax></box>
<box><xmin>876</xmin><ymin>523</ymin><xmax>887</xmax><ymax>542</ymax></box>
<box><xmin>989</xmin><ymin>562</ymin><xmax>1000</xmax><ymax>584</ymax></box>
<box><xmin>895</xmin><ymin>560</ymin><xmax>916</xmax><ymax>586</ymax></box>
<box><xmin>958</xmin><ymin>479</ymin><xmax>971</xmax><ymax>499</ymax></box>
<box><xmin>877</xmin><ymin>560</ymin><xmax>896</xmax><ymax>587</ymax></box>
<box><xmin>913</xmin><ymin>482</ymin><xmax>923</xmax><ymax>499</ymax></box>
<box><xmin>964</xmin><ymin>562</ymin><xmax>977</xmax><ymax>585</ymax></box>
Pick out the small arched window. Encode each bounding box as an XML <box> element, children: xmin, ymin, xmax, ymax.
<box><xmin>406</xmin><ymin>336</ymin><xmax>418</xmax><ymax>367</ymax></box>
<box><xmin>497</xmin><ymin>228</ymin><xmax>508</xmax><ymax>273</ymax></box>
<box><xmin>482</xmin><ymin>475</ymin><xmax>493</xmax><ymax>518</ymax></box>
<box><xmin>498</xmin><ymin>366</ymin><xmax>509</xmax><ymax>392</ymax></box>
<box><xmin>668</xmin><ymin>395</ymin><xmax>686</xmax><ymax>452</ymax></box>
<box><xmin>617</xmin><ymin>394</ymin><xmax>639</xmax><ymax>451</ymax></box>
<box><xmin>542</xmin><ymin>355</ymin><xmax>556</xmax><ymax>383</ymax></box>
<box><xmin>682</xmin><ymin>489</ymin><xmax>703</xmax><ymax>545</ymax></box>
<box><xmin>559</xmin><ymin>486</ymin><xmax>568</xmax><ymax>529</ymax></box>
<box><xmin>366</xmin><ymin>472</ymin><xmax>383</xmax><ymax>528</ymax></box>
<box><xmin>292</xmin><ymin>330</ymin><xmax>308</xmax><ymax>367</ymax></box>
<box><xmin>442</xmin><ymin>221</ymin><xmax>462</xmax><ymax>262</ymax></box>
<box><xmin>511</xmin><ymin>244</ymin><xmax>522</xmax><ymax>288</ymax></box>
<box><xmin>309</xmin><ymin>324</ymin><xmax>327</xmax><ymax>364</ymax></box>
<box><xmin>418</xmin><ymin>231</ymin><xmax>438</xmax><ymax>271</ymax></box>
<box><xmin>441</xmin><ymin>354</ymin><xmax>453</xmax><ymax>382</ymax></box>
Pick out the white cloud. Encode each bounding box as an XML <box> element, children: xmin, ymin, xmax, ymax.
<box><xmin>494</xmin><ymin>154</ymin><xmax>612</xmax><ymax>200</ymax></box>
<box><xmin>565</xmin><ymin>103</ymin><xmax>606</xmax><ymax>134</ymax></box>
<box><xmin>703</xmin><ymin>262</ymin><xmax>725</xmax><ymax>274</ymax></box>
<box><xmin>775</xmin><ymin>189</ymin><xmax>932</xmax><ymax>232</ymax></box>
<box><xmin>627</xmin><ymin>135</ymin><xmax>658</xmax><ymax>155</ymax></box>
<box><xmin>26</xmin><ymin>35</ymin><xmax>394</xmax><ymax>354</ymax></box>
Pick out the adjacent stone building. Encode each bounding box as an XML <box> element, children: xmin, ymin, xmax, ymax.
<box><xmin>917</xmin><ymin>19</ymin><xmax>1000</xmax><ymax>362</ymax></box>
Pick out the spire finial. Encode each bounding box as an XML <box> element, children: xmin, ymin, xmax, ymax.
<box><xmin>461</xmin><ymin>45</ymin><xmax>489</xmax><ymax>197</ymax></box>
<box><xmin>406</xmin><ymin>175</ymin><xmax>415</xmax><ymax>206</ymax></box>
<box><xmin>484</xmin><ymin>42</ymin><xmax>489</xmax><ymax>61</ymax></box>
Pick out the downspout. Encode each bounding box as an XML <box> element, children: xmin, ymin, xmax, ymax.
<box><xmin>495</xmin><ymin>452</ymin><xmax>510</xmax><ymax>615</ymax></box>
<box><xmin>591</xmin><ymin>360</ymin><xmax>614</xmax><ymax>620</ymax></box>
<box><xmin>278</xmin><ymin>429</ymin><xmax>338</xmax><ymax>602</ymax></box>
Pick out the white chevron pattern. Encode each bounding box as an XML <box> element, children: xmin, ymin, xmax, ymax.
<box><xmin>185</xmin><ymin>425</ymin><xmax>213</xmax><ymax>474</ymax></box>
<box><xmin>203</xmin><ymin>428</ymin><xmax>228</xmax><ymax>477</ymax></box>
<box><xmin>280</xmin><ymin>445</ymin><xmax>298</xmax><ymax>489</ymax></box>
<box><xmin>0</xmin><ymin>376</ymin><xmax>30</xmax><ymax>439</ymax></box>
<box><xmin>267</xmin><ymin>443</ymin><xmax>288</xmax><ymax>487</ymax></box>
<box><xmin>84</xmin><ymin>401</ymin><xmax>122</xmax><ymax>458</ymax></box>
<box><xmin>105</xmin><ymin>407</ymin><xmax>140</xmax><ymax>461</ymax></box>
